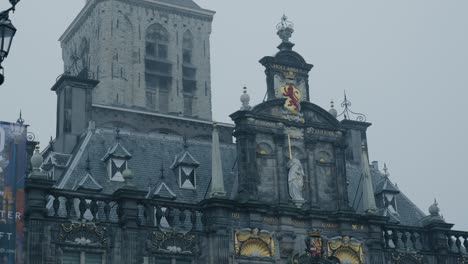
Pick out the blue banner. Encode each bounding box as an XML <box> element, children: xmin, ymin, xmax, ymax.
<box><xmin>0</xmin><ymin>122</ymin><xmax>26</xmax><ymax>264</ymax></box>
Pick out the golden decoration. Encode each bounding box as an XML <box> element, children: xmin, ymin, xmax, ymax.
<box><xmin>285</xmin><ymin>71</ymin><xmax>296</xmax><ymax>80</ymax></box>
<box><xmin>234</xmin><ymin>228</ymin><xmax>275</xmax><ymax>257</ymax></box>
<box><xmin>327</xmin><ymin>236</ymin><xmax>364</xmax><ymax>264</ymax></box>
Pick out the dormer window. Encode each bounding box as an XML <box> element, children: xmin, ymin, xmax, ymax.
<box><xmin>102</xmin><ymin>141</ymin><xmax>132</xmax><ymax>182</ymax></box>
<box><xmin>180</xmin><ymin>166</ymin><xmax>196</xmax><ymax>189</ymax></box>
<box><xmin>170</xmin><ymin>148</ymin><xmax>200</xmax><ymax>190</ymax></box>
<box><xmin>109</xmin><ymin>158</ymin><xmax>127</xmax><ymax>182</ymax></box>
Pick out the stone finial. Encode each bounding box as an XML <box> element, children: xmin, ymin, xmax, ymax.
<box><xmin>329</xmin><ymin>100</ymin><xmax>338</xmax><ymax>118</ymax></box>
<box><xmin>31</xmin><ymin>144</ymin><xmax>44</xmax><ymax>172</ymax></box>
<box><xmin>429</xmin><ymin>199</ymin><xmax>440</xmax><ymax>216</ymax></box>
<box><xmin>276</xmin><ymin>14</ymin><xmax>294</xmax><ymax>43</ymax></box>
<box><xmin>240</xmin><ymin>86</ymin><xmax>252</xmax><ymax>111</ymax></box>
<box><xmin>122</xmin><ymin>168</ymin><xmax>135</xmax><ymax>187</ymax></box>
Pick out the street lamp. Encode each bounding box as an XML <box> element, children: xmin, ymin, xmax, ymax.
<box><xmin>0</xmin><ymin>0</ymin><xmax>20</xmax><ymax>85</ymax></box>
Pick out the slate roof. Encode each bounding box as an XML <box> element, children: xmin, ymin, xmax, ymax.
<box><xmin>157</xmin><ymin>0</ymin><xmax>201</xmax><ymax>9</ymax></box>
<box><xmin>347</xmin><ymin>163</ymin><xmax>426</xmax><ymax>227</ymax></box>
<box><xmin>374</xmin><ymin>176</ymin><xmax>400</xmax><ymax>194</ymax></box>
<box><xmin>53</xmin><ymin>127</ymin><xmax>426</xmax><ymax>227</ymax></box>
<box><xmin>56</xmin><ymin>128</ymin><xmax>237</xmax><ymax>205</ymax></box>
<box><xmin>42</xmin><ymin>152</ymin><xmax>71</xmax><ymax>169</ymax></box>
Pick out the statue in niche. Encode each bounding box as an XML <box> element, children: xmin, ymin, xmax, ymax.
<box><xmin>287</xmin><ymin>157</ymin><xmax>305</xmax><ymax>207</ymax></box>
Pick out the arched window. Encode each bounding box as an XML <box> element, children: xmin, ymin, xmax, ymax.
<box><xmin>145</xmin><ymin>24</ymin><xmax>171</xmax><ymax>112</ymax></box>
<box><xmin>182</xmin><ymin>30</ymin><xmax>196</xmax><ymax>116</ymax></box>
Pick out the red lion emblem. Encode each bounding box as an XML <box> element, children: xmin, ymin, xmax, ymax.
<box><xmin>282</xmin><ymin>84</ymin><xmax>300</xmax><ymax>111</ymax></box>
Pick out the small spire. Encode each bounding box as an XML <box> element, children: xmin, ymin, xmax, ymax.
<box><xmin>49</xmin><ymin>136</ymin><xmax>54</xmax><ymax>152</ymax></box>
<box><xmin>383</xmin><ymin>163</ymin><xmax>389</xmax><ymax>177</ymax></box>
<box><xmin>240</xmin><ymin>86</ymin><xmax>252</xmax><ymax>111</ymax></box>
<box><xmin>328</xmin><ymin>99</ymin><xmax>338</xmax><ymax>118</ymax></box>
<box><xmin>183</xmin><ymin>135</ymin><xmax>189</xmax><ymax>150</ymax></box>
<box><xmin>85</xmin><ymin>153</ymin><xmax>91</xmax><ymax>172</ymax></box>
<box><xmin>160</xmin><ymin>162</ymin><xmax>165</xmax><ymax>180</ymax></box>
<box><xmin>209</xmin><ymin>122</ymin><xmax>226</xmax><ymax>198</ymax></box>
<box><xmin>115</xmin><ymin>126</ymin><xmax>121</xmax><ymax>141</ymax></box>
<box><xmin>16</xmin><ymin>110</ymin><xmax>24</xmax><ymax>125</ymax></box>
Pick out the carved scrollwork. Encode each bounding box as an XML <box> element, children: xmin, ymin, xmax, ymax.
<box><xmin>392</xmin><ymin>252</ymin><xmax>423</xmax><ymax>264</ymax></box>
<box><xmin>151</xmin><ymin>231</ymin><xmax>197</xmax><ymax>255</ymax></box>
<box><xmin>58</xmin><ymin>223</ymin><xmax>108</xmax><ymax>247</ymax></box>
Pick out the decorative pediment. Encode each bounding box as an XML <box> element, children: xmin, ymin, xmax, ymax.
<box><xmin>73</xmin><ymin>173</ymin><xmax>103</xmax><ymax>192</ymax></box>
<box><xmin>147</xmin><ymin>182</ymin><xmax>177</xmax><ymax>200</ymax></box>
<box><xmin>170</xmin><ymin>150</ymin><xmax>200</xmax><ymax>169</ymax></box>
<box><xmin>58</xmin><ymin>223</ymin><xmax>108</xmax><ymax>247</ymax></box>
<box><xmin>234</xmin><ymin>228</ymin><xmax>275</xmax><ymax>258</ymax></box>
<box><xmin>101</xmin><ymin>142</ymin><xmax>132</xmax><ymax>162</ymax></box>
<box><xmin>150</xmin><ymin>231</ymin><xmax>197</xmax><ymax>254</ymax></box>
<box><xmin>248</xmin><ymin>100</ymin><xmax>341</xmax><ymax>130</ymax></box>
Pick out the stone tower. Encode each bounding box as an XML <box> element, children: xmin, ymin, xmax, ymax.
<box><xmin>59</xmin><ymin>0</ymin><xmax>215</xmax><ymax>120</ymax></box>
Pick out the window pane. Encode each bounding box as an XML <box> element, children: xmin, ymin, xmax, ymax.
<box><xmin>85</xmin><ymin>253</ymin><xmax>103</xmax><ymax>264</ymax></box>
<box><xmin>63</xmin><ymin>251</ymin><xmax>80</xmax><ymax>264</ymax></box>
<box><xmin>158</xmin><ymin>44</ymin><xmax>168</xmax><ymax>59</ymax></box>
<box><xmin>177</xmin><ymin>260</ymin><xmax>191</xmax><ymax>264</ymax></box>
<box><xmin>146</xmin><ymin>43</ymin><xmax>155</xmax><ymax>56</ymax></box>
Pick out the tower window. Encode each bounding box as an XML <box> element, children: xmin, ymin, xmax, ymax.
<box><xmin>182</xmin><ymin>30</ymin><xmax>196</xmax><ymax>116</ymax></box>
<box><xmin>145</xmin><ymin>23</ymin><xmax>172</xmax><ymax>113</ymax></box>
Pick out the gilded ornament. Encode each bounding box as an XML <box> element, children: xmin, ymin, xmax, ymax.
<box><xmin>234</xmin><ymin>228</ymin><xmax>275</xmax><ymax>257</ymax></box>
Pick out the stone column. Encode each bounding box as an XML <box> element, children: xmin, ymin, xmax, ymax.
<box><xmin>236</xmin><ymin>131</ymin><xmax>258</xmax><ymax>201</ymax></box>
<box><xmin>334</xmin><ymin>141</ymin><xmax>351</xmax><ymax>211</ymax></box>
<box><xmin>25</xmin><ymin>147</ymin><xmax>55</xmax><ymax>264</ymax></box>
<box><xmin>113</xmin><ymin>187</ymin><xmax>145</xmax><ymax>264</ymax></box>
<box><xmin>305</xmin><ymin>138</ymin><xmax>318</xmax><ymax>208</ymax></box>
<box><xmin>274</xmin><ymin>133</ymin><xmax>288</xmax><ymax>205</ymax></box>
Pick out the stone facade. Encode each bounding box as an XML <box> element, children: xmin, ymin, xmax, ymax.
<box><xmin>22</xmin><ymin>1</ymin><xmax>468</xmax><ymax>264</ymax></box>
<box><xmin>60</xmin><ymin>0</ymin><xmax>214</xmax><ymax>120</ymax></box>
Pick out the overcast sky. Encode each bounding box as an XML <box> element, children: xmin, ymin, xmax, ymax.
<box><xmin>0</xmin><ymin>0</ymin><xmax>467</xmax><ymax>230</ymax></box>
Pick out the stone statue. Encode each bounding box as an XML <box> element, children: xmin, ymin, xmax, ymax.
<box><xmin>287</xmin><ymin>158</ymin><xmax>305</xmax><ymax>206</ymax></box>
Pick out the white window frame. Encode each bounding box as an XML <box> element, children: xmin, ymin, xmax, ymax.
<box><xmin>179</xmin><ymin>166</ymin><xmax>196</xmax><ymax>190</ymax></box>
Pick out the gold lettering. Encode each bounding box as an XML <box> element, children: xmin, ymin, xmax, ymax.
<box><xmin>263</xmin><ymin>217</ymin><xmax>278</xmax><ymax>224</ymax></box>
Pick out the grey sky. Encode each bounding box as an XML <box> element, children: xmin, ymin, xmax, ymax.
<box><xmin>1</xmin><ymin>0</ymin><xmax>467</xmax><ymax>230</ymax></box>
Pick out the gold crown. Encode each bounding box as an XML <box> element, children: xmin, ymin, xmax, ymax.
<box><xmin>285</xmin><ymin>71</ymin><xmax>296</xmax><ymax>79</ymax></box>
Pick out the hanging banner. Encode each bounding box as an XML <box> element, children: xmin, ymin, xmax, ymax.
<box><xmin>0</xmin><ymin>122</ymin><xmax>26</xmax><ymax>264</ymax></box>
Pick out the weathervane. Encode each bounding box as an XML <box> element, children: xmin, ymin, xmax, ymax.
<box><xmin>337</xmin><ymin>91</ymin><xmax>367</xmax><ymax>122</ymax></box>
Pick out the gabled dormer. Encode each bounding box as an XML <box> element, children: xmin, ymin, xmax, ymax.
<box><xmin>101</xmin><ymin>140</ymin><xmax>132</xmax><ymax>182</ymax></box>
<box><xmin>41</xmin><ymin>152</ymin><xmax>71</xmax><ymax>180</ymax></box>
<box><xmin>73</xmin><ymin>172</ymin><xmax>103</xmax><ymax>192</ymax></box>
<box><xmin>170</xmin><ymin>142</ymin><xmax>199</xmax><ymax>190</ymax></box>
<box><xmin>375</xmin><ymin>164</ymin><xmax>400</xmax><ymax>220</ymax></box>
